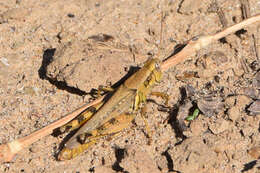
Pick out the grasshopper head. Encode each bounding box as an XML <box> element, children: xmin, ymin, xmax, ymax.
<box><xmin>143</xmin><ymin>58</ymin><xmax>161</xmax><ymax>72</ymax></box>
<box><xmin>143</xmin><ymin>58</ymin><xmax>162</xmax><ymax>84</ymax></box>
<box><xmin>124</xmin><ymin>58</ymin><xmax>162</xmax><ymax>90</ymax></box>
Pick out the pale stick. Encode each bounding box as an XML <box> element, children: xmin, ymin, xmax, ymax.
<box><xmin>161</xmin><ymin>14</ymin><xmax>260</xmax><ymax>71</ymax></box>
<box><xmin>0</xmin><ymin>97</ymin><xmax>104</xmax><ymax>163</ymax></box>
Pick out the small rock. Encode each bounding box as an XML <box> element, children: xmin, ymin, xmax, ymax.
<box><xmin>29</xmin><ymin>145</ymin><xmax>39</xmax><ymax>153</ymax></box>
<box><xmin>225</xmin><ymin>96</ymin><xmax>236</xmax><ymax>107</ymax></box>
<box><xmin>209</xmin><ymin>119</ymin><xmax>230</xmax><ymax>134</ymax></box>
<box><xmin>242</xmin><ymin>87</ymin><xmax>260</xmax><ymax>99</ymax></box>
<box><xmin>0</xmin><ymin>57</ymin><xmax>9</xmax><ymax>66</ymax></box>
<box><xmin>185</xmin><ymin>85</ymin><xmax>196</xmax><ymax>97</ymax></box>
<box><xmin>248</xmin><ymin>147</ymin><xmax>260</xmax><ymax>159</ymax></box>
<box><xmin>253</xmin><ymin>71</ymin><xmax>260</xmax><ymax>89</ymax></box>
<box><xmin>255</xmin><ymin>71</ymin><xmax>260</xmax><ymax>80</ymax></box>
<box><xmin>197</xmin><ymin>96</ymin><xmax>224</xmax><ymax>117</ymax></box>
<box><xmin>236</xmin><ymin>95</ymin><xmax>252</xmax><ymax>110</ymax></box>
<box><xmin>233</xmin><ymin>67</ymin><xmax>244</xmax><ymax>77</ymax></box>
<box><xmin>189</xmin><ymin>119</ymin><xmax>206</xmax><ymax>136</ymax></box>
<box><xmin>252</xmin><ymin>78</ymin><xmax>260</xmax><ymax>89</ymax></box>
<box><xmin>248</xmin><ymin>100</ymin><xmax>260</xmax><ymax>115</ymax></box>
<box><xmin>120</xmin><ymin>146</ymin><xmax>160</xmax><ymax>173</ymax></box>
<box><xmin>228</xmin><ymin>107</ymin><xmax>240</xmax><ymax>121</ymax></box>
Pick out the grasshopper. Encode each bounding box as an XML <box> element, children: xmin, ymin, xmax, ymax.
<box><xmin>58</xmin><ymin>58</ymin><xmax>165</xmax><ymax>160</ymax></box>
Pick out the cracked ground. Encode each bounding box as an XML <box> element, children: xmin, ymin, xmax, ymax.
<box><xmin>0</xmin><ymin>0</ymin><xmax>260</xmax><ymax>172</ymax></box>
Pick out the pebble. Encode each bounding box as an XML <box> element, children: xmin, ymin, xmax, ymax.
<box><xmin>209</xmin><ymin>119</ymin><xmax>230</xmax><ymax>134</ymax></box>
<box><xmin>236</xmin><ymin>95</ymin><xmax>252</xmax><ymax>109</ymax></box>
<box><xmin>228</xmin><ymin>106</ymin><xmax>240</xmax><ymax>121</ymax></box>
<box><xmin>225</xmin><ymin>96</ymin><xmax>236</xmax><ymax>107</ymax></box>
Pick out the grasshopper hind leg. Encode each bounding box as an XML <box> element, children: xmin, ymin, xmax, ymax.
<box><xmin>59</xmin><ymin>101</ymin><xmax>104</xmax><ymax>133</ymax></box>
<box><xmin>58</xmin><ymin>113</ymin><xmax>135</xmax><ymax>160</ymax></box>
<box><xmin>59</xmin><ymin>86</ymin><xmax>115</xmax><ymax>133</ymax></box>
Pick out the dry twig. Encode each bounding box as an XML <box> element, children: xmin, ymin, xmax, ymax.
<box><xmin>161</xmin><ymin>14</ymin><xmax>260</xmax><ymax>70</ymax></box>
<box><xmin>0</xmin><ymin>97</ymin><xmax>104</xmax><ymax>163</ymax></box>
<box><xmin>0</xmin><ymin>14</ymin><xmax>260</xmax><ymax>163</ymax></box>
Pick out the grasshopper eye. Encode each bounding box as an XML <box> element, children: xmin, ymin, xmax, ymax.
<box><xmin>155</xmin><ymin>62</ymin><xmax>160</xmax><ymax>70</ymax></box>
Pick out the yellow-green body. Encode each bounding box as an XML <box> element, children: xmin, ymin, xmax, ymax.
<box><xmin>58</xmin><ymin>58</ymin><xmax>162</xmax><ymax>160</ymax></box>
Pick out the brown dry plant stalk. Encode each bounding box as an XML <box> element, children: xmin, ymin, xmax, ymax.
<box><xmin>0</xmin><ymin>14</ymin><xmax>260</xmax><ymax>163</ymax></box>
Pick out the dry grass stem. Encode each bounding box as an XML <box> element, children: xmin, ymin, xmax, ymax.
<box><xmin>161</xmin><ymin>14</ymin><xmax>260</xmax><ymax>70</ymax></box>
<box><xmin>0</xmin><ymin>97</ymin><xmax>104</xmax><ymax>163</ymax></box>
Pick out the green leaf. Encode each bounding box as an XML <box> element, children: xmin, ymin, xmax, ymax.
<box><xmin>186</xmin><ymin>108</ymin><xmax>199</xmax><ymax>121</ymax></box>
